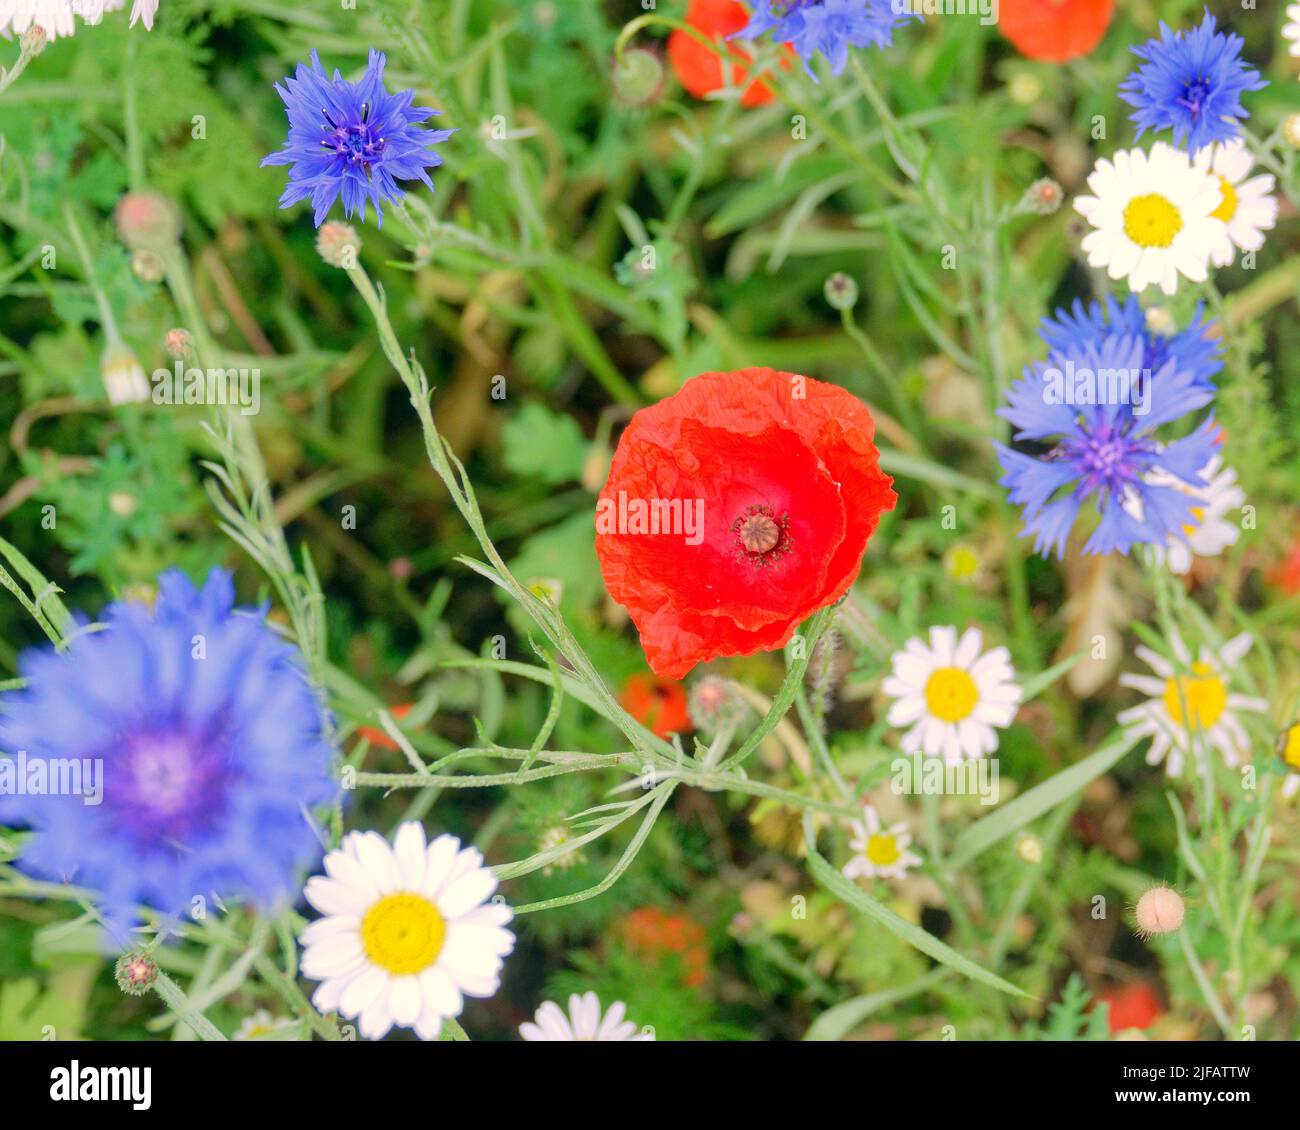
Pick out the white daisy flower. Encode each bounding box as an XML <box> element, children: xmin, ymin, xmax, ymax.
<box><xmin>1284</xmin><ymin>4</ymin><xmax>1300</xmax><ymax>57</ymax></box>
<box><xmin>842</xmin><ymin>805</ymin><xmax>922</xmax><ymax>881</ymax></box>
<box><xmin>519</xmin><ymin>992</ymin><xmax>653</xmax><ymax>1041</ymax></box>
<box><xmin>1118</xmin><ymin>632</ymin><xmax>1268</xmax><ymax>777</ymax></box>
<box><xmin>882</xmin><ymin>626</ymin><xmax>1022</xmax><ymax>763</ymax></box>
<box><xmin>1073</xmin><ymin>143</ymin><xmax>1231</xmax><ymax>296</ymax></box>
<box><xmin>1130</xmin><ymin>456</ymin><xmax>1245</xmax><ymax>575</ymax></box>
<box><xmin>0</xmin><ymin>0</ymin><xmax>76</xmax><ymax>40</ymax></box>
<box><xmin>232</xmin><ymin>1009</ymin><xmax>296</xmax><ymax>1041</ymax></box>
<box><xmin>1278</xmin><ymin>723</ymin><xmax>1300</xmax><ymax>799</ymax></box>
<box><xmin>300</xmin><ymin>822</ymin><xmax>515</xmax><ymax>1042</ymax></box>
<box><xmin>1194</xmin><ymin>141</ymin><xmax>1278</xmax><ymax>268</ymax></box>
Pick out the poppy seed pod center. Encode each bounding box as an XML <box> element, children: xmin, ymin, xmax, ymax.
<box><xmin>733</xmin><ymin>505</ymin><xmax>791</xmax><ymax>564</ymax></box>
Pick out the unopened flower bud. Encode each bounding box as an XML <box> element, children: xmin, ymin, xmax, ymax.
<box><xmin>100</xmin><ymin>343</ymin><xmax>150</xmax><ymax>405</ymax></box>
<box><xmin>114</xmin><ymin>191</ymin><xmax>181</xmax><ymax>252</ymax></box>
<box><xmin>108</xmin><ymin>491</ymin><xmax>137</xmax><ymax>518</ymax></box>
<box><xmin>20</xmin><ymin>25</ymin><xmax>47</xmax><ymax>57</ymax></box>
<box><xmin>688</xmin><ymin>675</ymin><xmax>748</xmax><ymax>735</ymax></box>
<box><xmin>164</xmin><ymin>328</ymin><xmax>194</xmax><ymax>360</ymax></box>
<box><xmin>1021</xmin><ymin>177</ymin><xmax>1063</xmax><ymax>216</ymax></box>
<box><xmin>1144</xmin><ymin>305</ymin><xmax>1176</xmax><ymax>336</ymax></box>
<box><xmin>611</xmin><ymin>47</ymin><xmax>666</xmax><ymax>109</ymax></box>
<box><xmin>316</xmin><ymin>221</ymin><xmax>362</xmax><ymax>268</ymax></box>
<box><xmin>114</xmin><ymin>951</ymin><xmax>159</xmax><ymax>996</ymax></box>
<box><xmin>1135</xmin><ymin>886</ymin><xmax>1184</xmax><ymax>937</ymax></box>
<box><xmin>1284</xmin><ymin>114</ymin><xmax>1300</xmax><ymax>150</ymax></box>
<box><xmin>824</xmin><ymin>272</ymin><xmax>859</xmax><ymax>311</ymax></box>
<box><xmin>131</xmin><ymin>249</ymin><xmax>164</xmax><ymax>283</ymax></box>
<box><xmin>1015</xmin><ymin>834</ymin><xmax>1042</xmax><ymax>864</ymax></box>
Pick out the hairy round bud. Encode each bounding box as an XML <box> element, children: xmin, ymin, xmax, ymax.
<box><xmin>611</xmin><ymin>46</ymin><xmax>666</xmax><ymax>109</ymax></box>
<box><xmin>688</xmin><ymin>675</ymin><xmax>749</xmax><ymax>735</ymax></box>
<box><xmin>114</xmin><ymin>191</ymin><xmax>181</xmax><ymax>252</ymax></box>
<box><xmin>316</xmin><ymin>221</ymin><xmax>362</xmax><ymax>268</ymax></box>
<box><xmin>1135</xmin><ymin>886</ymin><xmax>1184</xmax><ymax>937</ymax></box>
<box><xmin>164</xmin><ymin>327</ymin><xmax>194</xmax><ymax>360</ymax></box>
<box><xmin>114</xmin><ymin>951</ymin><xmax>159</xmax><ymax>996</ymax></box>
<box><xmin>1021</xmin><ymin>177</ymin><xmax>1063</xmax><ymax>216</ymax></box>
<box><xmin>823</xmin><ymin>272</ymin><xmax>859</xmax><ymax>312</ymax></box>
<box><xmin>20</xmin><ymin>25</ymin><xmax>47</xmax><ymax>57</ymax></box>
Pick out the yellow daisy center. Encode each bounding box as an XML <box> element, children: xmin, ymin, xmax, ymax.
<box><xmin>1283</xmin><ymin>725</ymin><xmax>1300</xmax><ymax>771</ymax></box>
<box><xmin>1162</xmin><ymin>662</ymin><xmax>1227</xmax><ymax>731</ymax></box>
<box><xmin>1123</xmin><ymin>193</ymin><xmax>1183</xmax><ymax>249</ymax></box>
<box><xmin>1210</xmin><ymin>176</ymin><xmax>1238</xmax><ymax>223</ymax></box>
<box><xmin>361</xmin><ymin>893</ymin><xmax>446</xmax><ymax>975</ymax></box>
<box><xmin>947</xmin><ymin>546</ymin><xmax>980</xmax><ymax>579</ymax></box>
<box><xmin>865</xmin><ymin>833</ymin><xmax>901</xmax><ymax>867</ymax></box>
<box><xmin>924</xmin><ymin>667</ymin><xmax>979</xmax><ymax>723</ymax></box>
<box><xmin>1181</xmin><ymin>505</ymin><xmax>1206</xmax><ymax>538</ymax></box>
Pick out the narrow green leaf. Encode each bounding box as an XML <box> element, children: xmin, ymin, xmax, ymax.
<box><xmin>802</xmin><ymin>813</ymin><xmax>1030</xmax><ymax>999</ymax></box>
<box><xmin>946</xmin><ymin>731</ymin><xmax>1142</xmax><ymax>871</ymax></box>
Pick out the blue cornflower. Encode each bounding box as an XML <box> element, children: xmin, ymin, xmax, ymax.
<box><xmin>1119</xmin><ymin>11</ymin><xmax>1265</xmax><ymax>154</ymax></box>
<box><xmin>262</xmin><ymin>49</ymin><xmax>454</xmax><ymax>227</ymax></box>
<box><xmin>1039</xmin><ymin>295</ymin><xmax>1223</xmax><ymax>394</ymax></box>
<box><xmin>0</xmin><ymin>569</ymin><xmax>338</xmax><ymax>941</ymax></box>
<box><xmin>996</xmin><ymin>334</ymin><xmax>1219</xmax><ymax>559</ymax></box>
<box><xmin>733</xmin><ymin>0</ymin><xmax>917</xmax><ymax>79</ymax></box>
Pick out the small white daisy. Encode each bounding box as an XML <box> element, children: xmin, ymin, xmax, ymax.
<box><xmin>232</xmin><ymin>1009</ymin><xmax>295</xmax><ymax>1041</ymax></box>
<box><xmin>842</xmin><ymin>805</ymin><xmax>922</xmax><ymax>881</ymax></box>
<box><xmin>1284</xmin><ymin>4</ymin><xmax>1300</xmax><ymax>57</ymax></box>
<box><xmin>1118</xmin><ymin>632</ymin><xmax>1268</xmax><ymax>777</ymax></box>
<box><xmin>519</xmin><ymin>992</ymin><xmax>652</xmax><ymax>1041</ymax></box>
<box><xmin>1194</xmin><ymin>141</ymin><xmax>1278</xmax><ymax>267</ymax></box>
<box><xmin>1074</xmin><ymin>142</ymin><xmax>1231</xmax><ymax>296</ymax></box>
<box><xmin>0</xmin><ymin>0</ymin><xmax>76</xmax><ymax>40</ymax></box>
<box><xmin>300</xmin><ymin>822</ymin><xmax>515</xmax><ymax>1041</ymax></box>
<box><xmin>1133</xmin><ymin>456</ymin><xmax>1245</xmax><ymax>575</ymax></box>
<box><xmin>882</xmin><ymin>625</ymin><xmax>1022</xmax><ymax>763</ymax></box>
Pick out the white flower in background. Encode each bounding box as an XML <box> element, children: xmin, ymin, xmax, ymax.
<box><xmin>882</xmin><ymin>625</ymin><xmax>1022</xmax><ymax>763</ymax></box>
<box><xmin>233</xmin><ymin>1009</ymin><xmax>295</xmax><ymax>1041</ymax></box>
<box><xmin>0</xmin><ymin>0</ymin><xmax>75</xmax><ymax>40</ymax></box>
<box><xmin>843</xmin><ymin>805</ymin><xmax>922</xmax><ymax>882</ymax></box>
<box><xmin>1129</xmin><ymin>456</ymin><xmax>1246</xmax><ymax>575</ymax></box>
<box><xmin>1118</xmin><ymin>632</ymin><xmax>1267</xmax><ymax>777</ymax></box>
<box><xmin>519</xmin><ymin>992</ymin><xmax>652</xmax><ymax>1041</ymax></box>
<box><xmin>1074</xmin><ymin>143</ymin><xmax>1231</xmax><ymax>295</ymax></box>
<box><xmin>1284</xmin><ymin>5</ymin><xmax>1300</xmax><ymax>57</ymax></box>
<box><xmin>100</xmin><ymin>342</ymin><xmax>150</xmax><ymax>405</ymax></box>
<box><xmin>1194</xmin><ymin>141</ymin><xmax>1278</xmax><ymax>267</ymax></box>
<box><xmin>0</xmin><ymin>0</ymin><xmax>156</xmax><ymax>40</ymax></box>
<box><xmin>300</xmin><ymin>822</ymin><xmax>515</xmax><ymax>1041</ymax></box>
<box><xmin>1278</xmin><ymin>723</ymin><xmax>1300</xmax><ymax>799</ymax></box>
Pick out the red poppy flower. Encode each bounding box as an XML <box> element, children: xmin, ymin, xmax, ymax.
<box><xmin>618</xmin><ymin>906</ymin><xmax>710</xmax><ymax>987</ymax></box>
<box><xmin>620</xmin><ymin>673</ymin><xmax>693</xmax><ymax>738</ymax></box>
<box><xmin>998</xmin><ymin>0</ymin><xmax>1113</xmax><ymax>63</ymax></box>
<box><xmin>1272</xmin><ymin>540</ymin><xmax>1300</xmax><ymax>595</ymax></box>
<box><xmin>356</xmin><ymin>702</ymin><xmax>413</xmax><ymax>750</ymax></box>
<box><xmin>595</xmin><ymin>368</ymin><xmax>896</xmax><ymax>679</ymax></box>
<box><xmin>1097</xmin><ymin>983</ymin><xmax>1163</xmax><ymax>1034</ymax></box>
<box><xmin>668</xmin><ymin>0</ymin><xmax>784</xmax><ymax>108</ymax></box>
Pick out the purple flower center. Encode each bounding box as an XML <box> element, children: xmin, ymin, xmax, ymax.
<box><xmin>322</xmin><ymin>105</ymin><xmax>385</xmax><ymax>171</ymax></box>
<box><xmin>1059</xmin><ymin>422</ymin><xmax>1153</xmax><ymax>497</ymax></box>
<box><xmin>110</xmin><ymin>730</ymin><xmax>231</xmax><ymax>845</ymax></box>
<box><xmin>1176</xmin><ymin>78</ymin><xmax>1211</xmax><ymax>119</ymax></box>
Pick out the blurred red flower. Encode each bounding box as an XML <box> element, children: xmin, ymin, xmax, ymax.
<box><xmin>618</xmin><ymin>906</ymin><xmax>709</xmax><ymax>987</ymax></box>
<box><xmin>668</xmin><ymin>0</ymin><xmax>785</xmax><ymax>108</ymax></box>
<box><xmin>620</xmin><ymin>673</ymin><xmax>693</xmax><ymax>738</ymax></box>
<box><xmin>1272</xmin><ymin>540</ymin><xmax>1300</xmax><ymax>595</ymax></box>
<box><xmin>595</xmin><ymin>367</ymin><xmax>896</xmax><ymax>679</ymax></box>
<box><xmin>999</xmin><ymin>0</ymin><xmax>1114</xmax><ymax>63</ymax></box>
<box><xmin>1097</xmin><ymin>983</ymin><xmax>1163</xmax><ymax>1033</ymax></box>
<box><xmin>357</xmin><ymin>702</ymin><xmax>413</xmax><ymax>750</ymax></box>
